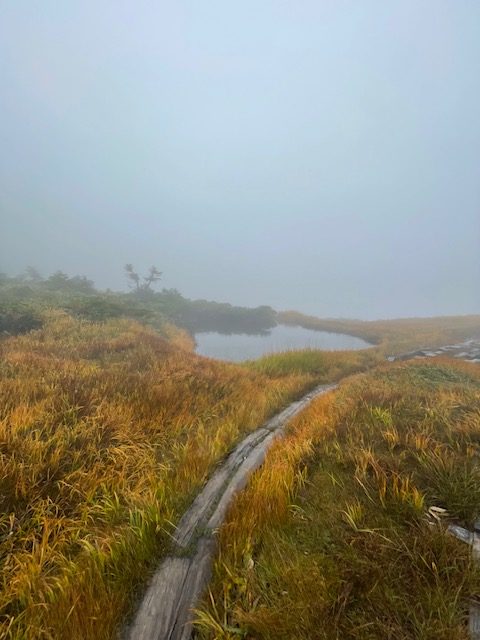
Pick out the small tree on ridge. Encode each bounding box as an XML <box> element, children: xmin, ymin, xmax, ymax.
<box><xmin>124</xmin><ymin>264</ymin><xmax>162</xmax><ymax>294</ymax></box>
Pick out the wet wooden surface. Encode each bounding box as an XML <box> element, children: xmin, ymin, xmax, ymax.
<box><xmin>448</xmin><ymin>523</ymin><xmax>480</xmax><ymax>638</ymax></box>
<box><xmin>125</xmin><ymin>383</ymin><xmax>336</xmax><ymax>640</ymax></box>
<box><xmin>391</xmin><ymin>339</ymin><xmax>480</xmax><ymax>364</ymax></box>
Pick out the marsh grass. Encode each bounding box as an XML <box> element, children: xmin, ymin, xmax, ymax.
<box><xmin>278</xmin><ymin>311</ymin><xmax>480</xmax><ymax>354</ymax></box>
<box><xmin>3</xmin><ymin>307</ymin><xmax>479</xmax><ymax>639</ymax></box>
<box><xmin>246</xmin><ymin>348</ymin><xmax>381</xmax><ymax>379</ymax></box>
<box><xmin>196</xmin><ymin>360</ymin><xmax>480</xmax><ymax>639</ymax></box>
<box><xmin>0</xmin><ymin>311</ymin><xmax>377</xmax><ymax>639</ymax></box>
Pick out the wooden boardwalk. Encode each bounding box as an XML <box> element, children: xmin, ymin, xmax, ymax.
<box><xmin>125</xmin><ymin>383</ymin><xmax>336</xmax><ymax>640</ymax></box>
<box><xmin>448</xmin><ymin>523</ymin><xmax>480</xmax><ymax>639</ymax></box>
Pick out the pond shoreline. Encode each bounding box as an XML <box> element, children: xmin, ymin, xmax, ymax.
<box><xmin>194</xmin><ymin>323</ymin><xmax>373</xmax><ymax>362</ymax></box>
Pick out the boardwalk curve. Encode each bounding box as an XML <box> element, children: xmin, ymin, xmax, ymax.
<box><xmin>126</xmin><ymin>383</ymin><xmax>336</xmax><ymax>640</ymax></box>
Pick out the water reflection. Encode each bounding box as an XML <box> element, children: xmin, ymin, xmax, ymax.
<box><xmin>195</xmin><ymin>324</ymin><xmax>371</xmax><ymax>362</ymax></box>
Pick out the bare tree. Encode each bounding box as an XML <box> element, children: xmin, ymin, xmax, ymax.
<box><xmin>124</xmin><ymin>264</ymin><xmax>162</xmax><ymax>294</ymax></box>
<box><xmin>124</xmin><ymin>264</ymin><xmax>141</xmax><ymax>291</ymax></box>
<box><xmin>143</xmin><ymin>266</ymin><xmax>162</xmax><ymax>289</ymax></box>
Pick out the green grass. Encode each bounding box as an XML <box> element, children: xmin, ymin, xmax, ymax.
<box><xmin>245</xmin><ymin>348</ymin><xmax>381</xmax><ymax>380</ymax></box>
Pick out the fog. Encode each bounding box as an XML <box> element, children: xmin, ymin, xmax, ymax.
<box><xmin>1</xmin><ymin>1</ymin><xmax>479</xmax><ymax>319</ymax></box>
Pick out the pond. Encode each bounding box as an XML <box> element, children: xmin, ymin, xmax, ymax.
<box><xmin>195</xmin><ymin>324</ymin><xmax>372</xmax><ymax>362</ymax></box>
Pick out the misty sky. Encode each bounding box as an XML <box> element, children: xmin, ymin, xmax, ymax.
<box><xmin>1</xmin><ymin>1</ymin><xmax>479</xmax><ymax>319</ymax></box>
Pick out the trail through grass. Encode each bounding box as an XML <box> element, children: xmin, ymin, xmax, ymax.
<box><xmin>196</xmin><ymin>360</ymin><xmax>480</xmax><ymax>639</ymax></box>
<box><xmin>0</xmin><ymin>312</ymin><xmax>375</xmax><ymax>639</ymax></box>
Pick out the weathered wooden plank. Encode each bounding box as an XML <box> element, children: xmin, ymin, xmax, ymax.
<box><xmin>173</xmin><ymin>427</ymin><xmax>271</xmax><ymax>548</ymax></box>
<box><xmin>173</xmin><ymin>384</ymin><xmax>335</xmax><ymax>550</ymax></box>
<box><xmin>391</xmin><ymin>339</ymin><xmax>480</xmax><ymax>364</ymax></box>
<box><xmin>126</xmin><ymin>383</ymin><xmax>336</xmax><ymax>640</ymax></box>
<box><xmin>470</xmin><ymin>602</ymin><xmax>480</xmax><ymax>640</ymax></box>
<box><xmin>171</xmin><ymin>538</ymin><xmax>217</xmax><ymax>640</ymax></box>
<box><xmin>126</xmin><ymin>557</ymin><xmax>191</xmax><ymax>640</ymax></box>
<box><xmin>207</xmin><ymin>430</ymin><xmax>278</xmax><ymax>531</ymax></box>
<box><xmin>448</xmin><ymin>524</ymin><xmax>480</xmax><ymax>638</ymax></box>
<box><xmin>448</xmin><ymin>524</ymin><xmax>474</xmax><ymax>545</ymax></box>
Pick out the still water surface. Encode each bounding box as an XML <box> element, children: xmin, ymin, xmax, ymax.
<box><xmin>195</xmin><ymin>324</ymin><xmax>371</xmax><ymax>362</ymax></box>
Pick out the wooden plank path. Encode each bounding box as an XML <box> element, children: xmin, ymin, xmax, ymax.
<box><xmin>124</xmin><ymin>383</ymin><xmax>336</xmax><ymax>640</ymax></box>
<box><xmin>389</xmin><ymin>339</ymin><xmax>480</xmax><ymax>364</ymax></box>
<box><xmin>448</xmin><ymin>523</ymin><xmax>480</xmax><ymax>638</ymax></box>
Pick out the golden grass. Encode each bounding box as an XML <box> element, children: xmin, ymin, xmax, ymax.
<box><xmin>196</xmin><ymin>359</ymin><xmax>480</xmax><ymax>639</ymax></box>
<box><xmin>278</xmin><ymin>310</ymin><xmax>480</xmax><ymax>354</ymax></box>
<box><xmin>0</xmin><ymin>311</ymin><xmax>376</xmax><ymax>639</ymax></box>
<box><xmin>246</xmin><ymin>347</ymin><xmax>381</xmax><ymax>379</ymax></box>
<box><xmin>3</xmin><ymin>306</ymin><xmax>479</xmax><ymax>638</ymax></box>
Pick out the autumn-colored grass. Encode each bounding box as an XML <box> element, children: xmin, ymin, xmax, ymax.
<box><xmin>278</xmin><ymin>310</ymin><xmax>480</xmax><ymax>354</ymax></box>
<box><xmin>3</xmin><ymin>304</ymin><xmax>479</xmax><ymax>639</ymax></box>
<box><xmin>196</xmin><ymin>359</ymin><xmax>480</xmax><ymax>639</ymax></box>
<box><xmin>0</xmin><ymin>311</ymin><xmax>377</xmax><ymax>640</ymax></box>
<box><xmin>246</xmin><ymin>347</ymin><xmax>381</xmax><ymax>380</ymax></box>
